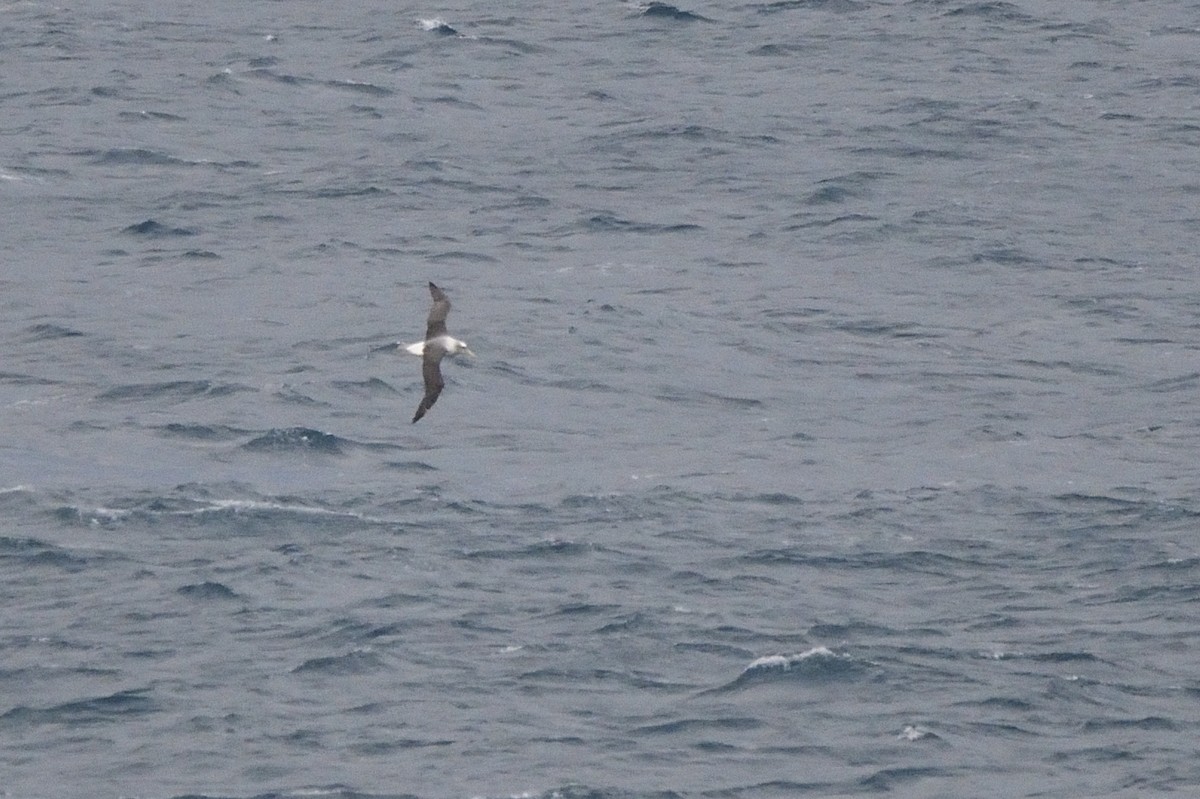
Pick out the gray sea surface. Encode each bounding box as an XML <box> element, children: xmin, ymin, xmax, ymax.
<box><xmin>3</xmin><ymin>1</ymin><xmax>1200</xmax><ymax>797</ymax></box>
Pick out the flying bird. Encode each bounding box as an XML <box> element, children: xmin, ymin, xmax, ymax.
<box><xmin>405</xmin><ymin>281</ymin><xmax>474</xmax><ymax>423</ymax></box>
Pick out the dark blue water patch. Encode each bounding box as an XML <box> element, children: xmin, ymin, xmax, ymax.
<box><xmin>628</xmin><ymin>123</ymin><xmax>731</xmax><ymax>143</ymax></box>
<box><xmin>157</xmin><ymin>422</ymin><xmax>246</xmax><ymax>441</ymax></box>
<box><xmin>428</xmin><ymin>249</ymin><xmax>498</xmax><ymax>263</ymax></box>
<box><xmin>182</xmin><ymin>249</ymin><xmax>220</xmax><ymax>259</ymax></box>
<box><xmin>783</xmin><ymin>212</ymin><xmax>882</xmax><ymax>233</ymax></box>
<box><xmin>170</xmin><ymin>790</ymin><xmax>420</xmax><ymax>799</ymax></box>
<box><xmin>674</xmin><ymin>640</ymin><xmax>756</xmax><ymax>659</ymax></box>
<box><xmin>1048</xmin><ymin>743</ymin><xmax>1142</xmax><ymax>767</ymax></box>
<box><xmin>805</xmin><ymin>184</ymin><xmax>859</xmax><ymax>204</ymax></box>
<box><xmin>117</xmin><ymin>109</ymin><xmax>187</xmax><ymax>122</ymax></box>
<box><xmin>331</xmin><ymin>378</ymin><xmax>399</xmax><ymax>397</ymax></box>
<box><xmin>412</xmin><ymin>94</ymin><xmax>486</xmax><ymax>112</ymax></box>
<box><xmin>0</xmin><ymin>534</ymin><xmax>110</xmax><ymax>572</ymax></box>
<box><xmin>122</xmin><ymin>219</ymin><xmax>197</xmax><ymax>237</ymax></box>
<box><xmin>1012</xmin><ymin>358</ymin><xmax>1123</xmax><ymax>377</ymax></box>
<box><xmin>274</xmin><ymin>386</ymin><xmax>329</xmax><ymax>406</ymax></box>
<box><xmin>3</xmin><ymin>164</ymin><xmax>70</xmax><ymax>179</ymax></box>
<box><xmin>465</xmin><ymin>538</ymin><xmax>594</xmax><ymax>560</ymax></box>
<box><xmin>519</xmin><ymin>666</ymin><xmax>680</xmax><ymax>692</ymax></box>
<box><xmin>291</xmin><ymin>649</ymin><xmax>385</xmax><ymax>676</ymax></box>
<box><xmin>573</xmin><ymin>213</ymin><xmax>703</xmax><ymax>235</ymax></box>
<box><xmin>807</xmin><ymin>620</ymin><xmax>902</xmax><ymax>639</ymax></box>
<box><xmin>638</xmin><ymin>3</ymin><xmax>712</xmax><ymax>22</ymax></box>
<box><xmin>93</xmin><ymin>148</ymin><xmax>191</xmax><ymax>167</ymax></box>
<box><xmin>22</xmin><ymin>322</ymin><xmax>84</xmax><ymax>341</ymax></box>
<box><xmin>848</xmin><ymin>143</ymin><xmax>969</xmax><ymax>160</ymax></box>
<box><xmin>470</xmin><ymin>35</ymin><xmax>550</xmax><ymax>56</ymax></box>
<box><xmin>595</xmin><ymin>612</ymin><xmax>650</xmax><ymax>634</ymax></box>
<box><xmin>383</xmin><ymin>460</ymin><xmax>438</xmax><ymax>472</ymax></box>
<box><xmin>1141</xmin><ymin>555</ymin><xmax>1200</xmax><ymax>571</ymax></box>
<box><xmin>749</xmin><ymin>42</ymin><xmax>807</xmax><ymax>56</ymax></box>
<box><xmin>347</xmin><ymin>104</ymin><xmax>384</xmax><ymax>119</ymax></box>
<box><xmin>312</xmin><ymin>184</ymin><xmax>395</xmax><ymax>199</ymax></box>
<box><xmin>243</xmin><ymin>68</ymin><xmax>393</xmax><ymax>97</ymax></box>
<box><xmin>325</xmin><ymin>78</ymin><xmax>393</xmax><ymax>96</ymax></box>
<box><xmin>0</xmin><ymin>370</ymin><xmax>61</xmax><ymax>385</ymax></box>
<box><xmin>969</xmin><ymin>246</ymin><xmax>1038</xmax><ymax>264</ymax></box>
<box><xmin>652</xmin><ymin>387</ymin><xmax>763</xmax><ymax>409</ymax></box>
<box><xmin>633</xmin><ymin>716</ymin><xmax>763</xmax><ymax>735</ymax></box>
<box><xmin>23</xmin><ymin>546</ymin><xmax>95</xmax><ymax>572</ymax></box>
<box><xmin>0</xmin><ymin>535</ymin><xmax>55</xmax><ymax>558</ymax></box>
<box><xmin>1048</xmin><ymin>492</ymin><xmax>1200</xmax><ymax>526</ymax></box>
<box><xmin>1143</xmin><ymin>372</ymin><xmax>1200</xmax><ymax>394</ymax></box>
<box><xmin>350</xmin><ymin>738</ymin><xmax>455</xmax><ymax>756</ymax></box>
<box><xmin>303</xmin><ymin>617</ymin><xmax>417</xmax><ymax>646</ymax></box>
<box><xmin>1024</xmin><ymin>651</ymin><xmax>1102</xmax><ymax>664</ymax></box>
<box><xmin>97</xmin><ymin>380</ymin><xmax>251</xmax><ymax>402</ymax></box>
<box><xmin>831</xmin><ymin>318</ymin><xmax>931</xmax><ymax>339</ymax></box>
<box><xmin>738</xmin><ymin>548</ymin><xmax>983</xmax><ymax>577</ymax></box>
<box><xmin>1107</xmin><ymin>582</ymin><xmax>1200</xmax><ymax>605</ymax></box>
<box><xmin>730</xmin><ymin>492</ymin><xmax>802</xmax><ymax>506</ymax></box>
<box><xmin>755</xmin><ymin>0</ymin><xmax>866</xmax><ymax>12</ymax></box>
<box><xmin>965</xmin><ymin>695</ymin><xmax>1035</xmax><ymax>712</ymax></box>
<box><xmin>545</xmin><ymin>377</ymin><xmax>620</xmax><ymax>392</ymax></box>
<box><xmin>709</xmin><ymin>779</ymin><xmax>836</xmax><ymax>796</ymax></box>
<box><xmin>859</xmin><ymin>766</ymin><xmax>950</xmax><ymax>792</ymax></box>
<box><xmin>546</xmin><ymin>602</ymin><xmax>624</xmax><ymax>619</ymax></box>
<box><xmin>242</xmin><ymin>427</ymin><xmax>347</xmax><ymax>455</ymax></box>
<box><xmin>941</xmin><ymin>2</ymin><xmax>1035</xmax><ymax>23</ymax></box>
<box><xmin>0</xmin><ymin>688</ymin><xmax>154</xmax><ymax>727</ymax></box>
<box><xmin>177</xmin><ymin>581</ymin><xmax>238</xmax><ymax>601</ymax></box>
<box><xmin>483</xmin><ymin>193</ymin><xmax>552</xmax><ymax>212</ymax></box>
<box><xmin>1081</xmin><ymin>716</ymin><xmax>1177</xmax><ymax>733</ymax></box>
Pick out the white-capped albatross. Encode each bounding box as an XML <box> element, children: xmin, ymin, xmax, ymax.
<box><xmin>407</xmin><ymin>281</ymin><xmax>474</xmax><ymax>423</ymax></box>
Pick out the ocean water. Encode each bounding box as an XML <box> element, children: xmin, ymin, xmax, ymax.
<box><xmin>3</xmin><ymin>1</ymin><xmax>1200</xmax><ymax>797</ymax></box>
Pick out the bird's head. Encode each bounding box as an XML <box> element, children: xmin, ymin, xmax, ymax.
<box><xmin>451</xmin><ymin>339</ymin><xmax>475</xmax><ymax>358</ymax></box>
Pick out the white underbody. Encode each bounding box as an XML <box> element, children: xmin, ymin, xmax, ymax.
<box><xmin>403</xmin><ymin>335</ymin><xmax>472</xmax><ymax>357</ymax></box>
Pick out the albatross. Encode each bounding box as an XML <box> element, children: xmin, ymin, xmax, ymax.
<box><xmin>405</xmin><ymin>281</ymin><xmax>474</xmax><ymax>423</ymax></box>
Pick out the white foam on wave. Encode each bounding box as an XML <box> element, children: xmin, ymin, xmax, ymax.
<box><xmin>898</xmin><ymin>724</ymin><xmax>936</xmax><ymax>741</ymax></box>
<box><xmin>187</xmin><ymin>498</ymin><xmax>390</xmax><ymax>524</ymax></box>
<box><xmin>71</xmin><ymin>497</ymin><xmax>392</xmax><ymax>526</ymax></box>
<box><xmin>745</xmin><ymin>646</ymin><xmax>835</xmax><ymax>672</ymax></box>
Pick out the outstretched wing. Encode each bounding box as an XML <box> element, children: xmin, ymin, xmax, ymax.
<box><xmin>412</xmin><ymin>344</ymin><xmax>447</xmax><ymax>423</ymax></box>
<box><xmin>425</xmin><ymin>281</ymin><xmax>451</xmax><ymax>340</ymax></box>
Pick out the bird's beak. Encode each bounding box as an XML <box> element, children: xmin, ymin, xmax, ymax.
<box><xmin>463</xmin><ymin>347</ymin><xmax>476</xmax><ymax>358</ymax></box>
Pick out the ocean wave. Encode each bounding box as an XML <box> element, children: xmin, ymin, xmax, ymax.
<box><xmin>716</xmin><ymin>646</ymin><xmax>868</xmax><ymax>690</ymax></box>
<box><xmin>634</xmin><ymin>2</ymin><xmax>713</xmax><ymax>23</ymax></box>
<box><xmin>242</xmin><ymin>427</ymin><xmax>348</xmax><ymax>454</ymax></box>
<box><xmin>49</xmin><ymin>490</ymin><xmax>395</xmax><ymax>530</ymax></box>
<box><xmin>97</xmin><ymin>380</ymin><xmax>251</xmax><ymax>403</ymax></box>
<box><xmin>292</xmin><ymin>649</ymin><xmax>385</xmax><ymax>676</ymax></box>
<box><xmin>418</xmin><ymin>17</ymin><xmax>459</xmax><ymax>36</ymax></box>
<box><xmin>0</xmin><ymin>688</ymin><xmax>155</xmax><ymax>727</ymax></box>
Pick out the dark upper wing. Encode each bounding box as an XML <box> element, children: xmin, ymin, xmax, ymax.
<box><xmin>425</xmin><ymin>281</ymin><xmax>450</xmax><ymax>340</ymax></box>
<box><xmin>412</xmin><ymin>344</ymin><xmax>447</xmax><ymax>423</ymax></box>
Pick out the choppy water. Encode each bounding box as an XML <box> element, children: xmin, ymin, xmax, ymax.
<box><xmin>3</xmin><ymin>1</ymin><xmax>1200</xmax><ymax>797</ymax></box>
